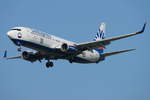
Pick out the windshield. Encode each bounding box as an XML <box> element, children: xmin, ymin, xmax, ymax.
<box><xmin>11</xmin><ymin>28</ymin><xmax>21</xmax><ymax>31</ymax></box>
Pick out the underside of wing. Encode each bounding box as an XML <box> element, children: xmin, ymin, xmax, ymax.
<box><xmin>3</xmin><ymin>50</ymin><xmax>44</xmax><ymax>63</ymax></box>
<box><xmin>6</xmin><ymin>56</ymin><xmax>21</xmax><ymax>60</ymax></box>
<box><xmin>3</xmin><ymin>50</ymin><xmax>22</xmax><ymax>60</ymax></box>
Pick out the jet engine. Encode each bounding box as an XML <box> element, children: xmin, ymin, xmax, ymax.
<box><xmin>61</xmin><ymin>43</ymin><xmax>77</xmax><ymax>52</ymax></box>
<box><xmin>99</xmin><ymin>54</ymin><xmax>105</xmax><ymax>61</ymax></box>
<box><xmin>22</xmin><ymin>51</ymin><xmax>37</xmax><ymax>62</ymax></box>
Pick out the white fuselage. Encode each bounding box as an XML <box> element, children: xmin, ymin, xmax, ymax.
<box><xmin>7</xmin><ymin>27</ymin><xmax>101</xmax><ymax>63</ymax></box>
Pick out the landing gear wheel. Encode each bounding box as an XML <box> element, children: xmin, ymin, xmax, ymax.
<box><xmin>46</xmin><ymin>62</ymin><xmax>54</xmax><ymax>68</ymax></box>
<box><xmin>69</xmin><ymin>60</ymin><xmax>73</xmax><ymax>63</ymax></box>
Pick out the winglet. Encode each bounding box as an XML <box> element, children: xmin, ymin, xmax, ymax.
<box><xmin>3</xmin><ymin>50</ymin><xmax>7</xmax><ymax>58</ymax></box>
<box><xmin>137</xmin><ymin>21</ymin><xmax>147</xmax><ymax>34</ymax></box>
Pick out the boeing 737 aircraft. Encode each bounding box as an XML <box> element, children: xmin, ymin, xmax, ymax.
<box><xmin>4</xmin><ymin>22</ymin><xmax>146</xmax><ymax>68</ymax></box>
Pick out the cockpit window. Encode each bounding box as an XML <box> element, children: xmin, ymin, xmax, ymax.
<box><xmin>11</xmin><ymin>28</ymin><xmax>21</xmax><ymax>31</ymax></box>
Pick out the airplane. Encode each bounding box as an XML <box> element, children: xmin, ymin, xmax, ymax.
<box><xmin>4</xmin><ymin>22</ymin><xmax>146</xmax><ymax>68</ymax></box>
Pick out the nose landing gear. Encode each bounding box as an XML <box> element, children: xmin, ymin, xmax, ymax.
<box><xmin>17</xmin><ymin>42</ymin><xmax>22</xmax><ymax>52</ymax></box>
<box><xmin>17</xmin><ymin>47</ymin><xmax>22</xmax><ymax>52</ymax></box>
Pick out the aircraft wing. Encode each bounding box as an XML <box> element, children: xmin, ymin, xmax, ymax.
<box><xmin>6</xmin><ymin>56</ymin><xmax>21</xmax><ymax>60</ymax></box>
<box><xmin>2</xmin><ymin>50</ymin><xmax>43</xmax><ymax>62</ymax></box>
<box><xmin>76</xmin><ymin>22</ymin><xmax>146</xmax><ymax>51</ymax></box>
<box><xmin>3</xmin><ymin>50</ymin><xmax>21</xmax><ymax>60</ymax></box>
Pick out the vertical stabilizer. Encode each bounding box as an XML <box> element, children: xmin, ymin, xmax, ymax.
<box><xmin>94</xmin><ymin>22</ymin><xmax>106</xmax><ymax>41</ymax></box>
<box><xmin>94</xmin><ymin>23</ymin><xmax>106</xmax><ymax>53</ymax></box>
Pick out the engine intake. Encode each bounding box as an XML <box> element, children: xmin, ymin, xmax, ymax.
<box><xmin>61</xmin><ymin>43</ymin><xmax>77</xmax><ymax>52</ymax></box>
<box><xmin>61</xmin><ymin>43</ymin><xmax>68</xmax><ymax>52</ymax></box>
<box><xmin>22</xmin><ymin>51</ymin><xmax>37</xmax><ymax>62</ymax></box>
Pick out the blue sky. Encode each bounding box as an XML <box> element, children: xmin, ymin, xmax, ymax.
<box><xmin>0</xmin><ymin>0</ymin><xmax>150</xmax><ymax>100</ymax></box>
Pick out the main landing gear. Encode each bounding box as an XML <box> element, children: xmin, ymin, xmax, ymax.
<box><xmin>17</xmin><ymin>47</ymin><xmax>22</xmax><ymax>52</ymax></box>
<box><xmin>46</xmin><ymin>61</ymin><xmax>54</xmax><ymax>68</ymax></box>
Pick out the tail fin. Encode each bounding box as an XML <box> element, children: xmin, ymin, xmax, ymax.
<box><xmin>94</xmin><ymin>23</ymin><xmax>106</xmax><ymax>53</ymax></box>
<box><xmin>94</xmin><ymin>22</ymin><xmax>106</xmax><ymax>41</ymax></box>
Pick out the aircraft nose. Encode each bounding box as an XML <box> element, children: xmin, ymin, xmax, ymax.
<box><xmin>7</xmin><ymin>31</ymin><xmax>13</xmax><ymax>38</ymax></box>
<box><xmin>7</xmin><ymin>31</ymin><xmax>10</xmax><ymax>36</ymax></box>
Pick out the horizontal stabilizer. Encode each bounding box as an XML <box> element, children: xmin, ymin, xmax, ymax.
<box><xmin>103</xmin><ymin>49</ymin><xmax>136</xmax><ymax>57</ymax></box>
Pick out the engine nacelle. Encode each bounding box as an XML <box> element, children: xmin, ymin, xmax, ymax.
<box><xmin>99</xmin><ymin>54</ymin><xmax>105</xmax><ymax>61</ymax></box>
<box><xmin>22</xmin><ymin>51</ymin><xmax>37</xmax><ymax>62</ymax></box>
<box><xmin>61</xmin><ymin>43</ymin><xmax>77</xmax><ymax>52</ymax></box>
